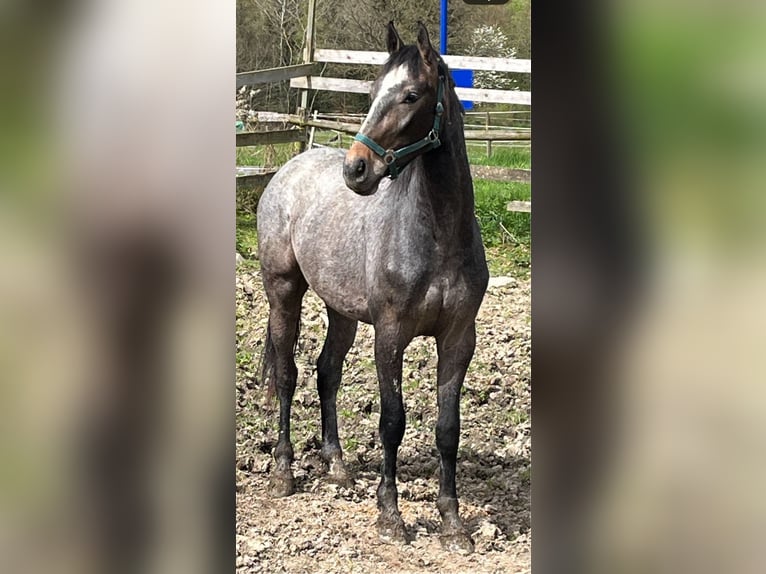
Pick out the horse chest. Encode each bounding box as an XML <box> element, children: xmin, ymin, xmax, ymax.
<box><xmin>369</xmin><ymin>240</ymin><xmax>457</xmax><ymax>330</ymax></box>
<box><xmin>369</xmin><ymin>225</ymin><xmax>439</xmax><ymax>287</ymax></box>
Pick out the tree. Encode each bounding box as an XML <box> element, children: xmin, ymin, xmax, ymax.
<box><xmin>469</xmin><ymin>24</ymin><xmax>518</xmax><ymax>91</ymax></box>
<box><xmin>236</xmin><ymin>0</ymin><xmax>531</xmax><ymax>113</ymax></box>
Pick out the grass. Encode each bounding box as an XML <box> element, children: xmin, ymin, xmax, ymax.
<box><xmin>236</xmin><ymin>211</ymin><xmax>260</xmax><ymax>269</ymax></box>
<box><xmin>236</xmin><ymin>143</ymin><xmax>300</xmax><ymax>168</ymax></box>
<box><xmin>467</xmin><ymin>144</ymin><xmax>531</xmax><ymax>169</ymax></box>
<box><xmin>469</xmin><ymin>144</ymin><xmax>531</xmax><ymax>276</ymax></box>
<box><xmin>236</xmin><ymin>134</ymin><xmax>531</xmax><ymax>278</ymax></box>
<box><xmin>474</xmin><ymin>180</ymin><xmax>530</xmax><ymax>242</ymax></box>
<box><xmin>236</xmin><ymin>350</ymin><xmax>254</xmax><ymax>369</ymax></box>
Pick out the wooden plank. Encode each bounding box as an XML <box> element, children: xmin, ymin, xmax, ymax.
<box><xmin>455</xmin><ymin>87</ymin><xmax>531</xmax><ymax>105</ymax></box>
<box><xmin>291</xmin><ymin>76</ymin><xmax>530</xmax><ymax>105</ymax></box>
<box><xmin>465</xmin><ymin>110</ymin><xmax>530</xmax><ymax>117</ymax></box>
<box><xmin>250</xmin><ymin>111</ymin><xmax>292</xmax><ymax>122</ymax></box>
<box><xmin>236</xmin><ymin>166</ymin><xmax>277</xmax><ymax>176</ymax></box>
<box><xmin>308</xmin><ymin>110</ymin><xmax>318</xmax><ymax>148</ymax></box>
<box><xmin>288</xmin><ymin>114</ymin><xmax>360</xmax><ymax>134</ymax></box>
<box><xmin>507</xmin><ymin>201</ymin><xmax>532</xmax><ymax>213</ymax></box>
<box><xmin>237</xmin><ymin>63</ymin><xmax>319</xmax><ymax>88</ymax></box>
<box><xmin>314</xmin><ymin>49</ymin><xmax>531</xmax><ymax>73</ymax></box>
<box><xmin>471</xmin><ymin>166</ymin><xmax>531</xmax><ymax>183</ymax></box>
<box><xmin>313</xmin><ymin>49</ymin><xmax>388</xmax><ymax>65</ymax></box>
<box><xmin>245</xmin><ymin>120</ymin><xmax>291</xmax><ymax>131</ymax></box>
<box><xmin>315</xmin><ymin>113</ymin><xmax>366</xmax><ymax>123</ymax></box>
<box><xmin>236</xmin><ymin>172</ymin><xmax>277</xmax><ymax>191</ymax></box>
<box><xmin>303</xmin><ymin>0</ymin><xmax>317</xmax><ymax>64</ymax></box>
<box><xmin>446</xmin><ymin>55</ymin><xmax>531</xmax><ymax>73</ymax></box>
<box><xmin>464</xmin><ymin>130</ymin><xmax>531</xmax><ymax>141</ymax></box>
<box><xmin>287</xmin><ymin>115</ymin><xmax>531</xmax><ymax>142</ymax></box>
<box><xmin>290</xmin><ymin>76</ymin><xmax>372</xmax><ymax>94</ymax></box>
<box><xmin>236</xmin><ymin>129</ymin><xmax>305</xmax><ymax>147</ymax></box>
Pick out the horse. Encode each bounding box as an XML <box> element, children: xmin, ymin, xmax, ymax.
<box><xmin>256</xmin><ymin>21</ymin><xmax>489</xmax><ymax>553</ymax></box>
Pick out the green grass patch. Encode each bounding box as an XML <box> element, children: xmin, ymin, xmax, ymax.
<box><xmin>507</xmin><ymin>410</ymin><xmax>529</xmax><ymax>426</ymax></box>
<box><xmin>474</xmin><ymin>180</ymin><xmax>530</xmax><ymax>245</ymax></box>
<box><xmin>236</xmin><ymin>350</ymin><xmax>254</xmax><ymax>369</ymax></box>
<box><xmin>485</xmin><ymin>245</ymin><xmax>530</xmax><ymax>279</ymax></box>
<box><xmin>236</xmin><ymin>143</ymin><xmax>301</xmax><ymax>168</ymax></box>
<box><xmin>473</xmin><ymin>177</ymin><xmax>531</xmax><ymax>278</ymax></box>
<box><xmin>467</xmin><ymin>144</ymin><xmax>531</xmax><ymax>169</ymax></box>
<box><xmin>312</xmin><ymin>130</ymin><xmax>350</xmax><ymax>147</ymax></box>
<box><xmin>236</xmin><ymin>210</ymin><xmax>260</xmax><ymax>267</ymax></box>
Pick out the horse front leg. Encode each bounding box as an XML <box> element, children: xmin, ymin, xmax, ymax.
<box><xmin>373</xmin><ymin>322</ymin><xmax>411</xmax><ymax>544</ymax></box>
<box><xmin>317</xmin><ymin>308</ymin><xmax>357</xmax><ymax>486</ymax></box>
<box><xmin>435</xmin><ymin>322</ymin><xmax>477</xmax><ymax>554</ymax></box>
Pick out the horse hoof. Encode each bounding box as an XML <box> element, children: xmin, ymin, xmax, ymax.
<box><xmin>326</xmin><ymin>460</ymin><xmax>354</xmax><ymax>488</ymax></box>
<box><xmin>440</xmin><ymin>531</ymin><xmax>475</xmax><ymax>555</ymax></box>
<box><xmin>377</xmin><ymin>516</ymin><xmax>411</xmax><ymax>545</ymax></box>
<box><xmin>269</xmin><ymin>474</ymin><xmax>295</xmax><ymax>498</ymax></box>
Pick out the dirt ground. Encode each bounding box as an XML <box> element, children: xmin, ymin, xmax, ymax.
<box><xmin>236</xmin><ymin>266</ymin><xmax>531</xmax><ymax>573</ymax></box>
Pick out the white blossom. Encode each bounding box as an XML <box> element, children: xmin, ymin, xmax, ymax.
<box><xmin>469</xmin><ymin>25</ymin><xmax>519</xmax><ymax>91</ymax></box>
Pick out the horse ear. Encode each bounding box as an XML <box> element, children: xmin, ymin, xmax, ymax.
<box><xmin>386</xmin><ymin>21</ymin><xmax>403</xmax><ymax>54</ymax></box>
<box><xmin>416</xmin><ymin>21</ymin><xmax>435</xmax><ymax>67</ymax></box>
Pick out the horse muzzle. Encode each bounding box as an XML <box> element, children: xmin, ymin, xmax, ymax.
<box><xmin>343</xmin><ymin>141</ymin><xmax>384</xmax><ymax>196</ymax></box>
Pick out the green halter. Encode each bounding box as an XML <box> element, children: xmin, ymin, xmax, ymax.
<box><xmin>354</xmin><ymin>75</ymin><xmax>446</xmax><ymax>180</ymax></box>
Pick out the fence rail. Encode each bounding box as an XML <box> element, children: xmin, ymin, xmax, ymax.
<box><xmin>236</xmin><ymin>63</ymin><xmax>319</xmax><ymax>88</ymax></box>
<box><xmin>236</xmin><ymin>129</ymin><xmax>305</xmax><ymax>146</ymax></box>
<box><xmin>313</xmin><ymin>49</ymin><xmax>531</xmax><ymax>73</ymax></box>
<box><xmin>289</xmin><ymin>75</ymin><xmax>530</xmax><ymax>106</ymax></box>
<box><xmin>282</xmin><ymin>114</ymin><xmax>531</xmax><ymax>141</ymax></box>
<box><xmin>236</xmin><ymin>166</ymin><xmax>278</xmax><ymax>191</ymax></box>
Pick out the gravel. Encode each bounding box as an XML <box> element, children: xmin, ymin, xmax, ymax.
<box><xmin>236</xmin><ymin>267</ymin><xmax>531</xmax><ymax>573</ymax></box>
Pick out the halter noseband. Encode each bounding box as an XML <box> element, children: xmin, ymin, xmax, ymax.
<box><xmin>354</xmin><ymin>74</ymin><xmax>446</xmax><ymax>180</ymax></box>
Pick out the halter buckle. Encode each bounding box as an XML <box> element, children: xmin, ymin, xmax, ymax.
<box><xmin>383</xmin><ymin>150</ymin><xmax>396</xmax><ymax>165</ymax></box>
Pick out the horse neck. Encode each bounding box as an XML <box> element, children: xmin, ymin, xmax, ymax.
<box><xmin>414</xmin><ymin>121</ymin><xmax>476</xmax><ymax>241</ymax></box>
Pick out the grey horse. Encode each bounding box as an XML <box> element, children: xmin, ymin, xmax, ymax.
<box><xmin>256</xmin><ymin>21</ymin><xmax>488</xmax><ymax>553</ymax></box>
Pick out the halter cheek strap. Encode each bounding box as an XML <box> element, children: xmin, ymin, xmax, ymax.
<box><xmin>354</xmin><ymin>75</ymin><xmax>446</xmax><ymax>180</ymax></box>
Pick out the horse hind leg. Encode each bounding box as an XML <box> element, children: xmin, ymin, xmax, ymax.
<box><xmin>262</xmin><ymin>272</ymin><xmax>307</xmax><ymax>498</ymax></box>
<box><xmin>316</xmin><ymin>307</ymin><xmax>358</xmax><ymax>486</ymax></box>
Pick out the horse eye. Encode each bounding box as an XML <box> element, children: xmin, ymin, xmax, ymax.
<box><xmin>403</xmin><ymin>92</ymin><xmax>419</xmax><ymax>104</ymax></box>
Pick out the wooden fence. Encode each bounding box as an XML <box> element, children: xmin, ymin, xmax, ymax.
<box><xmin>236</xmin><ymin>111</ymin><xmax>531</xmax><ymax>204</ymax></box>
<box><xmin>291</xmin><ymin>49</ymin><xmax>530</xmax><ymax>106</ymax></box>
<box><xmin>236</xmin><ymin>0</ymin><xmax>531</xmax><ymax>212</ymax></box>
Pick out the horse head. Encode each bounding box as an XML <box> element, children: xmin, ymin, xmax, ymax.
<box><xmin>343</xmin><ymin>21</ymin><xmax>452</xmax><ymax>195</ymax></box>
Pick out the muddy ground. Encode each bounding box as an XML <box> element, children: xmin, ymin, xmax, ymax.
<box><xmin>236</xmin><ymin>266</ymin><xmax>531</xmax><ymax>573</ymax></box>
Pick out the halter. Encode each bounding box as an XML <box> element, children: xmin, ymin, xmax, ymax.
<box><xmin>354</xmin><ymin>74</ymin><xmax>446</xmax><ymax>180</ymax></box>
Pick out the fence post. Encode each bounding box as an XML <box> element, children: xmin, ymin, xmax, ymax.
<box><xmin>308</xmin><ymin>110</ymin><xmax>318</xmax><ymax>148</ymax></box>
<box><xmin>485</xmin><ymin>111</ymin><xmax>492</xmax><ymax>158</ymax></box>
<box><xmin>298</xmin><ymin>0</ymin><xmax>317</xmax><ymax>152</ymax></box>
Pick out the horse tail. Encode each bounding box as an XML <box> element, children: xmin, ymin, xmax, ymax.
<box><xmin>261</xmin><ymin>319</ymin><xmax>278</xmax><ymax>401</ymax></box>
<box><xmin>260</xmin><ymin>314</ymin><xmax>301</xmax><ymax>402</ymax></box>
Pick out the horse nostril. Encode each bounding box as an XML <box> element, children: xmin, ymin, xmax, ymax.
<box><xmin>355</xmin><ymin>158</ymin><xmax>366</xmax><ymax>176</ymax></box>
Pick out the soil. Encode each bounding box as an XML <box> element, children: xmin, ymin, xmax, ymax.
<box><xmin>236</xmin><ymin>266</ymin><xmax>531</xmax><ymax>573</ymax></box>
